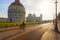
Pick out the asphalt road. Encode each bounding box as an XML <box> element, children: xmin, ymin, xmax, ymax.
<box><xmin>13</xmin><ymin>23</ymin><xmax>50</xmax><ymax>40</ymax></box>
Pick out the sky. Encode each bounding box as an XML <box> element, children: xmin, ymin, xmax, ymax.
<box><xmin>0</xmin><ymin>0</ymin><xmax>60</xmax><ymax>20</ymax></box>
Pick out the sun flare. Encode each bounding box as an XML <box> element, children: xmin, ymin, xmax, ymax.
<box><xmin>36</xmin><ymin>0</ymin><xmax>53</xmax><ymax>20</ymax></box>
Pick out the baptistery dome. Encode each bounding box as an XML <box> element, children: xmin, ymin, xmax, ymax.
<box><xmin>8</xmin><ymin>0</ymin><xmax>25</xmax><ymax>22</ymax></box>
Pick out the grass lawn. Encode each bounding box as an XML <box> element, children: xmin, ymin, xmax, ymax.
<box><xmin>0</xmin><ymin>22</ymin><xmax>41</xmax><ymax>28</ymax></box>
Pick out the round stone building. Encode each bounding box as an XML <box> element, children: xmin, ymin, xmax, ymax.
<box><xmin>8</xmin><ymin>0</ymin><xmax>25</xmax><ymax>22</ymax></box>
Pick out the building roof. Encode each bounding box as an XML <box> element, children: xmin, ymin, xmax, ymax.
<box><xmin>10</xmin><ymin>0</ymin><xmax>23</xmax><ymax>6</ymax></box>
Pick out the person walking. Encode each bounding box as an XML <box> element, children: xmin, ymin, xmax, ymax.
<box><xmin>22</xmin><ymin>22</ymin><xmax>25</xmax><ymax>30</ymax></box>
<box><xmin>20</xmin><ymin>22</ymin><xmax>25</xmax><ymax>30</ymax></box>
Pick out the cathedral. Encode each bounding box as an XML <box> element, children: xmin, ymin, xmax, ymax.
<box><xmin>8</xmin><ymin>0</ymin><xmax>25</xmax><ymax>22</ymax></box>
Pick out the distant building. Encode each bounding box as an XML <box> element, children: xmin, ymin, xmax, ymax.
<box><xmin>26</xmin><ymin>14</ymin><xmax>35</xmax><ymax>22</ymax></box>
<box><xmin>40</xmin><ymin>14</ymin><xmax>42</xmax><ymax>21</ymax></box>
<box><xmin>8</xmin><ymin>0</ymin><xmax>25</xmax><ymax>22</ymax></box>
<box><xmin>35</xmin><ymin>14</ymin><xmax>42</xmax><ymax>22</ymax></box>
<box><xmin>0</xmin><ymin>18</ymin><xmax>7</xmax><ymax>22</ymax></box>
<box><xmin>26</xmin><ymin>14</ymin><xmax>42</xmax><ymax>22</ymax></box>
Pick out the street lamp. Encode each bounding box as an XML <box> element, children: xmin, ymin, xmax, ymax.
<box><xmin>55</xmin><ymin>0</ymin><xmax>58</xmax><ymax>32</ymax></box>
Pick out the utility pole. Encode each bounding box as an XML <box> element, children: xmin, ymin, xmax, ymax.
<box><xmin>55</xmin><ymin>0</ymin><xmax>58</xmax><ymax>32</ymax></box>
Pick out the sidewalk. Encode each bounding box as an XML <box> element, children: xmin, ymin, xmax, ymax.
<box><xmin>41</xmin><ymin>24</ymin><xmax>58</xmax><ymax>40</ymax></box>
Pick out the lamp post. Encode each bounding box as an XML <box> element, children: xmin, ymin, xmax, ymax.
<box><xmin>55</xmin><ymin>0</ymin><xmax>58</xmax><ymax>32</ymax></box>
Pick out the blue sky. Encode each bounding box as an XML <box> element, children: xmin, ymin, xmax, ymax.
<box><xmin>0</xmin><ymin>0</ymin><xmax>60</xmax><ymax>20</ymax></box>
<box><xmin>0</xmin><ymin>0</ymin><xmax>14</xmax><ymax>18</ymax></box>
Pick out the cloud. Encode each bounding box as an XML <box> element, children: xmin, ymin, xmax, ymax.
<box><xmin>25</xmin><ymin>0</ymin><xmax>42</xmax><ymax>8</ymax></box>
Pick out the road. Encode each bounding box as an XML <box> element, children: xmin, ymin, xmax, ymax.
<box><xmin>13</xmin><ymin>23</ymin><xmax>50</xmax><ymax>40</ymax></box>
<box><xmin>0</xmin><ymin>23</ymin><xmax>59</xmax><ymax>40</ymax></box>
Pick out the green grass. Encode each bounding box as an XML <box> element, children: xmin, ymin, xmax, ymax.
<box><xmin>0</xmin><ymin>22</ymin><xmax>41</xmax><ymax>28</ymax></box>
